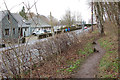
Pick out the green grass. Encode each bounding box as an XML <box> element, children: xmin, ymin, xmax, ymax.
<box><xmin>56</xmin><ymin>59</ymin><xmax>83</xmax><ymax>73</ymax></box>
<box><xmin>24</xmin><ymin>70</ymin><xmax>30</xmax><ymax>75</ymax></box>
<box><xmin>98</xmin><ymin>37</ymin><xmax>118</xmax><ymax>78</ymax></box>
<box><xmin>92</xmin><ymin>30</ymin><xmax>99</xmax><ymax>34</ymax></box>
<box><xmin>56</xmin><ymin>42</ymin><xmax>94</xmax><ymax>73</ymax></box>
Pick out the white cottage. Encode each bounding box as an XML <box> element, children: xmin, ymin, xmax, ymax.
<box><xmin>12</xmin><ymin>13</ymin><xmax>31</xmax><ymax>37</ymax></box>
<box><xmin>28</xmin><ymin>16</ymin><xmax>51</xmax><ymax>34</ymax></box>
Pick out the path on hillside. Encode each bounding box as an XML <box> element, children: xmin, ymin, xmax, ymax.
<box><xmin>72</xmin><ymin>40</ymin><xmax>105</xmax><ymax>78</ymax></box>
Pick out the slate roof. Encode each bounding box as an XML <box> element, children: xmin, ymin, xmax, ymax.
<box><xmin>12</xmin><ymin>13</ymin><xmax>30</xmax><ymax>27</ymax></box>
<box><xmin>0</xmin><ymin>10</ymin><xmax>18</xmax><ymax>23</ymax></box>
<box><xmin>28</xmin><ymin>16</ymin><xmax>51</xmax><ymax>28</ymax></box>
<box><xmin>0</xmin><ymin>10</ymin><xmax>50</xmax><ymax>28</ymax></box>
<box><xmin>0</xmin><ymin>10</ymin><xmax>10</xmax><ymax>22</ymax></box>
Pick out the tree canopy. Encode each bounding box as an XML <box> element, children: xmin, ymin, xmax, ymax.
<box><xmin>60</xmin><ymin>9</ymin><xmax>76</xmax><ymax>27</ymax></box>
<box><xmin>19</xmin><ymin>6</ymin><xmax>28</xmax><ymax>20</ymax></box>
<box><xmin>93</xmin><ymin>2</ymin><xmax>119</xmax><ymax>35</ymax></box>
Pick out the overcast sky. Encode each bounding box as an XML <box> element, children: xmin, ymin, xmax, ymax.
<box><xmin>0</xmin><ymin>0</ymin><xmax>91</xmax><ymax>23</ymax></box>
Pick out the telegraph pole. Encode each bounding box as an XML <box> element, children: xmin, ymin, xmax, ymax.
<box><xmin>50</xmin><ymin>12</ymin><xmax>54</xmax><ymax>36</ymax></box>
<box><xmin>91</xmin><ymin>1</ymin><xmax>93</xmax><ymax>31</ymax></box>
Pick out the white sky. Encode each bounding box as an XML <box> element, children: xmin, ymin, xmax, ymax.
<box><xmin>0</xmin><ymin>0</ymin><xmax>91</xmax><ymax>23</ymax></box>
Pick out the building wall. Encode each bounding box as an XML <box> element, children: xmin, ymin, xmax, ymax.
<box><xmin>2</xmin><ymin>13</ymin><xmax>18</xmax><ymax>42</ymax></box>
<box><xmin>18</xmin><ymin>24</ymin><xmax>31</xmax><ymax>37</ymax></box>
<box><xmin>25</xmin><ymin>27</ymin><xmax>29</xmax><ymax>36</ymax></box>
<box><xmin>22</xmin><ymin>27</ymin><xmax>29</xmax><ymax>37</ymax></box>
<box><xmin>30</xmin><ymin>27</ymin><xmax>35</xmax><ymax>35</ymax></box>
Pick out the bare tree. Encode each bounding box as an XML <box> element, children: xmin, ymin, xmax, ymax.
<box><xmin>60</xmin><ymin>9</ymin><xmax>76</xmax><ymax>27</ymax></box>
<box><xmin>94</xmin><ymin>2</ymin><xmax>104</xmax><ymax>35</ymax></box>
<box><xmin>47</xmin><ymin>12</ymin><xmax>58</xmax><ymax>26</ymax></box>
<box><xmin>93</xmin><ymin>1</ymin><xmax>119</xmax><ymax>35</ymax></box>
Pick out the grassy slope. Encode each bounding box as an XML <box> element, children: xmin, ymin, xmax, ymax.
<box><xmin>56</xmin><ymin>40</ymin><xmax>94</xmax><ymax>75</ymax></box>
<box><xmin>24</xmin><ymin>28</ymin><xmax>99</xmax><ymax>78</ymax></box>
<box><xmin>55</xmin><ymin>30</ymin><xmax>99</xmax><ymax>77</ymax></box>
<box><xmin>97</xmin><ymin>26</ymin><xmax>118</xmax><ymax>78</ymax></box>
<box><xmin>25</xmin><ymin>24</ymin><xmax>118</xmax><ymax>78</ymax></box>
<box><xmin>58</xmin><ymin>22</ymin><xmax>119</xmax><ymax>78</ymax></box>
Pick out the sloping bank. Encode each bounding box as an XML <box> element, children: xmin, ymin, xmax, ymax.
<box><xmin>25</xmin><ymin>28</ymin><xmax>100</xmax><ymax>78</ymax></box>
<box><xmin>97</xmin><ymin>35</ymin><xmax>118</xmax><ymax>78</ymax></box>
<box><xmin>0</xmin><ymin>27</ymin><xmax>99</xmax><ymax>78</ymax></box>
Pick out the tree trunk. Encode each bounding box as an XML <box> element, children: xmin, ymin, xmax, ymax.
<box><xmin>118</xmin><ymin>2</ymin><xmax>120</xmax><ymax>27</ymax></box>
<box><xmin>95</xmin><ymin>2</ymin><xmax>105</xmax><ymax>35</ymax></box>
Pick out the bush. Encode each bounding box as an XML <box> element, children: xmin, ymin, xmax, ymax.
<box><xmin>0</xmin><ymin>29</ymin><xmax>91</xmax><ymax>78</ymax></box>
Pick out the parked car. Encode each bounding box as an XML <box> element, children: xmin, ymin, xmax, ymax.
<box><xmin>84</xmin><ymin>26</ymin><xmax>87</xmax><ymax>29</ymax></box>
<box><xmin>32</xmin><ymin>30</ymin><xmax>47</xmax><ymax>36</ymax></box>
<box><xmin>82</xmin><ymin>26</ymin><xmax>87</xmax><ymax>30</ymax></box>
<box><xmin>54</xmin><ymin>29</ymin><xmax>60</xmax><ymax>32</ymax></box>
<box><xmin>32</xmin><ymin>30</ymin><xmax>38</xmax><ymax>35</ymax></box>
<box><xmin>47</xmin><ymin>30</ymin><xmax>52</xmax><ymax>33</ymax></box>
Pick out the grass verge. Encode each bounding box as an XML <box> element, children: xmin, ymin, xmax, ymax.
<box><xmin>56</xmin><ymin>40</ymin><xmax>94</xmax><ymax>76</ymax></box>
<box><xmin>24</xmin><ymin>28</ymin><xmax>100</xmax><ymax>78</ymax></box>
<box><xmin>98</xmin><ymin>35</ymin><xmax>118</xmax><ymax>78</ymax></box>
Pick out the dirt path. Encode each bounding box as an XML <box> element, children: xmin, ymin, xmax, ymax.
<box><xmin>72</xmin><ymin>40</ymin><xmax>105</xmax><ymax>78</ymax></box>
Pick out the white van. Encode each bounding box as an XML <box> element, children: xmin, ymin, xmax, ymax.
<box><xmin>32</xmin><ymin>30</ymin><xmax>47</xmax><ymax>36</ymax></box>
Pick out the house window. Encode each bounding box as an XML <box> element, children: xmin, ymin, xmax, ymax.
<box><xmin>8</xmin><ymin>14</ymin><xmax>10</xmax><ymax>23</ymax></box>
<box><xmin>13</xmin><ymin>28</ymin><xmax>15</xmax><ymax>34</ymax></box>
<box><xmin>5</xmin><ymin>29</ymin><xmax>9</xmax><ymax>35</ymax></box>
<box><xmin>18</xmin><ymin>28</ymin><xmax>20</xmax><ymax>33</ymax></box>
<box><xmin>25</xmin><ymin>28</ymin><xmax>27</xmax><ymax>31</ymax></box>
<box><xmin>8</xmin><ymin>15</ymin><xmax>10</xmax><ymax>20</ymax></box>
